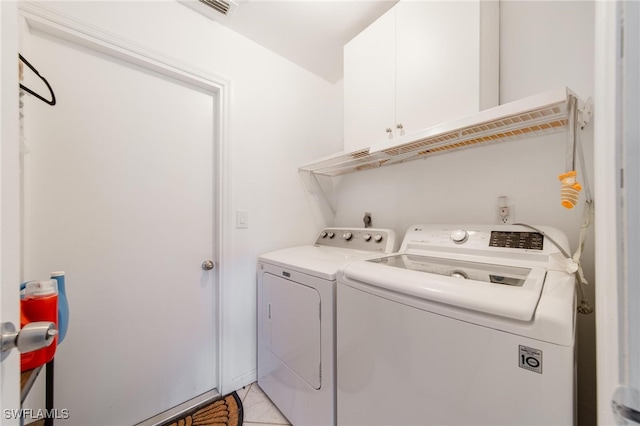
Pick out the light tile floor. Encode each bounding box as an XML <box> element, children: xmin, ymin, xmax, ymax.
<box><xmin>236</xmin><ymin>382</ymin><xmax>292</xmax><ymax>426</ymax></box>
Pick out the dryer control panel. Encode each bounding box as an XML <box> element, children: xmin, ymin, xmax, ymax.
<box><xmin>315</xmin><ymin>228</ymin><xmax>396</xmax><ymax>253</ymax></box>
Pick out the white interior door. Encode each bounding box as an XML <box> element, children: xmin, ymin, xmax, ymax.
<box><xmin>0</xmin><ymin>2</ymin><xmax>21</xmax><ymax>425</ymax></box>
<box><xmin>22</xmin><ymin>28</ymin><xmax>218</xmax><ymax>425</ymax></box>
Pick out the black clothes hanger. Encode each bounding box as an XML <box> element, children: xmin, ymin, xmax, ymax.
<box><xmin>19</xmin><ymin>54</ymin><xmax>56</xmax><ymax>106</ymax></box>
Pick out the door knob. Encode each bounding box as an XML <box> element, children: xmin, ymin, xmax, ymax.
<box><xmin>202</xmin><ymin>260</ymin><xmax>214</xmax><ymax>270</ymax></box>
<box><xmin>1</xmin><ymin>321</ymin><xmax>57</xmax><ymax>354</ymax></box>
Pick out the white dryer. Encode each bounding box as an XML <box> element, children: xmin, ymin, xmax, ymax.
<box><xmin>337</xmin><ymin>224</ymin><xmax>576</xmax><ymax>426</ymax></box>
<box><xmin>257</xmin><ymin>228</ymin><xmax>397</xmax><ymax>426</ymax></box>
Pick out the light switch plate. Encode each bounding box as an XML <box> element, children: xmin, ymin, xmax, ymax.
<box><xmin>236</xmin><ymin>210</ymin><xmax>248</xmax><ymax>229</ymax></box>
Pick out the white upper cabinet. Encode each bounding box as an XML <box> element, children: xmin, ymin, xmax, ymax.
<box><xmin>344</xmin><ymin>9</ymin><xmax>396</xmax><ymax>151</ymax></box>
<box><xmin>343</xmin><ymin>0</ymin><xmax>499</xmax><ymax>152</ymax></box>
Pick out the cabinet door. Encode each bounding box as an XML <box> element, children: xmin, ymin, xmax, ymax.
<box><xmin>344</xmin><ymin>7</ymin><xmax>396</xmax><ymax>152</ymax></box>
<box><xmin>395</xmin><ymin>0</ymin><xmax>488</xmax><ymax>135</ymax></box>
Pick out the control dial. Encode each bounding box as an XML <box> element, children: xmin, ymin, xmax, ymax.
<box><xmin>363</xmin><ymin>234</ymin><xmax>372</xmax><ymax>242</ymax></box>
<box><xmin>342</xmin><ymin>232</ymin><xmax>353</xmax><ymax>241</ymax></box>
<box><xmin>373</xmin><ymin>234</ymin><xmax>384</xmax><ymax>243</ymax></box>
<box><xmin>327</xmin><ymin>232</ymin><xmax>335</xmax><ymax>239</ymax></box>
<box><xmin>450</xmin><ymin>230</ymin><xmax>469</xmax><ymax>244</ymax></box>
<box><xmin>320</xmin><ymin>231</ymin><xmax>328</xmax><ymax>238</ymax></box>
<box><xmin>451</xmin><ymin>270</ymin><xmax>468</xmax><ymax>279</ymax></box>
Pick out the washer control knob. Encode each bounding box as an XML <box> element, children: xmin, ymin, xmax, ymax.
<box><xmin>373</xmin><ymin>234</ymin><xmax>383</xmax><ymax>243</ymax></box>
<box><xmin>342</xmin><ymin>232</ymin><xmax>353</xmax><ymax>241</ymax></box>
<box><xmin>327</xmin><ymin>232</ymin><xmax>335</xmax><ymax>239</ymax></box>
<box><xmin>450</xmin><ymin>230</ymin><xmax>469</xmax><ymax>244</ymax></box>
<box><xmin>320</xmin><ymin>231</ymin><xmax>328</xmax><ymax>238</ymax></box>
<box><xmin>363</xmin><ymin>234</ymin><xmax>372</xmax><ymax>242</ymax></box>
<box><xmin>451</xmin><ymin>270</ymin><xmax>468</xmax><ymax>279</ymax></box>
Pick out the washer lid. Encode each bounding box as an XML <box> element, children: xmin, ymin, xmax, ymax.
<box><xmin>374</xmin><ymin>254</ymin><xmax>532</xmax><ymax>286</ymax></box>
<box><xmin>341</xmin><ymin>254</ymin><xmax>547</xmax><ymax>321</ymax></box>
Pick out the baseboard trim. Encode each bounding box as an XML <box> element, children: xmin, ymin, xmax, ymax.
<box><xmin>134</xmin><ymin>389</ymin><xmax>221</xmax><ymax>426</ymax></box>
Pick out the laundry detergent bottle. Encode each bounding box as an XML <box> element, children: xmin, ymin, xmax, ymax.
<box><xmin>20</xmin><ymin>279</ymin><xmax>58</xmax><ymax>371</ymax></box>
<box><xmin>51</xmin><ymin>271</ymin><xmax>69</xmax><ymax>344</ymax></box>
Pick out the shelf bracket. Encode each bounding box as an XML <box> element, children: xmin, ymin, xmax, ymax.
<box><xmin>300</xmin><ymin>171</ymin><xmax>336</xmax><ymax>216</ymax></box>
<box><xmin>578</xmin><ymin>96</ymin><xmax>593</xmax><ymax>129</ymax></box>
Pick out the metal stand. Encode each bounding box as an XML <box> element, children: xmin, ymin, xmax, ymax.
<box><xmin>19</xmin><ymin>359</ymin><xmax>55</xmax><ymax>425</ymax></box>
<box><xmin>45</xmin><ymin>359</ymin><xmax>54</xmax><ymax>426</ymax></box>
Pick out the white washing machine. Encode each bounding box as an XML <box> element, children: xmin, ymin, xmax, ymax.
<box><xmin>337</xmin><ymin>224</ymin><xmax>576</xmax><ymax>426</ymax></box>
<box><xmin>257</xmin><ymin>228</ymin><xmax>397</xmax><ymax>426</ymax></box>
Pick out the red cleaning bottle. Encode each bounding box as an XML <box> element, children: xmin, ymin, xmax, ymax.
<box><xmin>20</xmin><ymin>280</ymin><xmax>58</xmax><ymax>372</ymax></box>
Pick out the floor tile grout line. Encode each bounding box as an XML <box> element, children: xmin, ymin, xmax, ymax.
<box><xmin>241</xmin><ymin>382</ymin><xmax>291</xmax><ymax>426</ymax></box>
<box><xmin>239</xmin><ymin>382</ymin><xmax>253</xmax><ymax>403</ymax></box>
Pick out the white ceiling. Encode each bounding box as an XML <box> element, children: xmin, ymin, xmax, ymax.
<box><xmin>181</xmin><ymin>0</ymin><xmax>398</xmax><ymax>83</ymax></box>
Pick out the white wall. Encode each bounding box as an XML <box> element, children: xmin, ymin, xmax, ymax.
<box><xmin>20</xmin><ymin>0</ymin><xmax>342</xmax><ymax>417</ymax></box>
<box><xmin>333</xmin><ymin>1</ymin><xmax>596</xmax><ymax>424</ymax></box>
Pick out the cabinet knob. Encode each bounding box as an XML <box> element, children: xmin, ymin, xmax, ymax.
<box><xmin>385</xmin><ymin>128</ymin><xmax>393</xmax><ymax>134</ymax></box>
<box><xmin>396</xmin><ymin>123</ymin><xmax>404</xmax><ymax>129</ymax></box>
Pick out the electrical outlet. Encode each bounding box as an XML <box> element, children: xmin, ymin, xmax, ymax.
<box><xmin>498</xmin><ymin>205</ymin><xmax>514</xmax><ymax>224</ymax></box>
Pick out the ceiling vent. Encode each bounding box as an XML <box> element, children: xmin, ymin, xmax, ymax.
<box><xmin>178</xmin><ymin>0</ymin><xmax>238</xmax><ymax>22</ymax></box>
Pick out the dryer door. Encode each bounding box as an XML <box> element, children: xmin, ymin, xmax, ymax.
<box><xmin>262</xmin><ymin>273</ymin><xmax>322</xmax><ymax>389</ymax></box>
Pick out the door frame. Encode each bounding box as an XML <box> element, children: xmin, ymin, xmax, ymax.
<box><xmin>594</xmin><ymin>1</ymin><xmax>623</xmax><ymax>424</ymax></box>
<box><xmin>17</xmin><ymin>1</ymin><xmax>233</xmax><ymax>395</ymax></box>
<box><xmin>1</xmin><ymin>1</ymin><xmax>22</xmax><ymax>423</ymax></box>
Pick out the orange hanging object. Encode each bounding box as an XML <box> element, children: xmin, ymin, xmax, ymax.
<box><xmin>558</xmin><ymin>171</ymin><xmax>582</xmax><ymax>209</ymax></box>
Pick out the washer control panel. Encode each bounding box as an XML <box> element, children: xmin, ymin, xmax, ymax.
<box><xmin>447</xmin><ymin>229</ymin><xmax>544</xmax><ymax>250</ymax></box>
<box><xmin>315</xmin><ymin>228</ymin><xmax>396</xmax><ymax>253</ymax></box>
<box><xmin>489</xmin><ymin>231</ymin><xmax>544</xmax><ymax>250</ymax></box>
<box><xmin>399</xmin><ymin>225</ymin><xmax>569</xmax><ymax>257</ymax></box>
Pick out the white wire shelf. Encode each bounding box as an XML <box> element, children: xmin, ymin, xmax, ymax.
<box><xmin>300</xmin><ymin>87</ymin><xmax>591</xmax><ymax>177</ymax></box>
